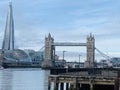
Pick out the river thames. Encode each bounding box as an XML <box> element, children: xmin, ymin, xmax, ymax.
<box><xmin>0</xmin><ymin>68</ymin><xmax>50</xmax><ymax>90</ymax></box>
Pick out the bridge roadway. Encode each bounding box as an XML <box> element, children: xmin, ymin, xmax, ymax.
<box><xmin>52</xmin><ymin>42</ymin><xmax>87</xmax><ymax>46</ymax></box>
<box><xmin>48</xmin><ymin>68</ymin><xmax>120</xmax><ymax>90</ymax></box>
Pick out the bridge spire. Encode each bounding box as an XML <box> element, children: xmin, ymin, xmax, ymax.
<box><xmin>2</xmin><ymin>1</ymin><xmax>14</xmax><ymax>51</ymax></box>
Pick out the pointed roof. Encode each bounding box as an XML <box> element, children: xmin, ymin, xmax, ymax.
<box><xmin>48</xmin><ymin>33</ymin><xmax>51</xmax><ymax>39</ymax></box>
<box><xmin>2</xmin><ymin>1</ymin><xmax>14</xmax><ymax>51</ymax></box>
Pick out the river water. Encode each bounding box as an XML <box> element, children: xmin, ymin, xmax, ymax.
<box><xmin>0</xmin><ymin>68</ymin><xmax>50</xmax><ymax>90</ymax></box>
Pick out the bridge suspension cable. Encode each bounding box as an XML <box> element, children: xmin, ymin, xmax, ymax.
<box><xmin>95</xmin><ymin>47</ymin><xmax>111</xmax><ymax>60</ymax></box>
<box><xmin>39</xmin><ymin>46</ymin><xmax>45</xmax><ymax>51</ymax></box>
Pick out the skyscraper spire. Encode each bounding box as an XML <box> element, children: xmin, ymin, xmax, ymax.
<box><xmin>2</xmin><ymin>1</ymin><xmax>14</xmax><ymax>51</ymax></box>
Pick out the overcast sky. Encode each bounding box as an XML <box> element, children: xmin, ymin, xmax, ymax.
<box><xmin>0</xmin><ymin>0</ymin><xmax>120</xmax><ymax>61</ymax></box>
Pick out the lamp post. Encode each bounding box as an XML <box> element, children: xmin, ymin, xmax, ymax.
<box><xmin>79</xmin><ymin>54</ymin><xmax>81</xmax><ymax>68</ymax></box>
<box><xmin>63</xmin><ymin>51</ymin><xmax>67</xmax><ymax>61</ymax></box>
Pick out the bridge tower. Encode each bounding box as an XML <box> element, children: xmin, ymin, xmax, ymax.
<box><xmin>85</xmin><ymin>33</ymin><xmax>95</xmax><ymax>68</ymax></box>
<box><xmin>2</xmin><ymin>2</ymin><xmax>14</xmax><ymax>51</ymax></box>
<box><xmin>41</xmin><ymin>33</ymin><xmax>55</xmax><ymax>68</ymax></box>
<box><xmin>44</xmin><ymin>33</ymin><xmax>55</xmax><ymax>60</ymax></box>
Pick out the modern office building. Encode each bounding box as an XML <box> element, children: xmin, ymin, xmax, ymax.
<box><xmin>0</xmin><ymin>2</ymin><xmax>32</xmax><ymax>67</ymax></box>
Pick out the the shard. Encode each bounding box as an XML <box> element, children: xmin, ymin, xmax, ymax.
<box><xmin>2</xmin><ymin>2</ymin><xmax>14</xmax><ymax>51</ymax></box>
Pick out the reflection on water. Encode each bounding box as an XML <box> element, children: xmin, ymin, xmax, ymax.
<box><xmin>0</xmin><ymin>68</ymin><xmax>50</xmax><ymax>90</ymax></box>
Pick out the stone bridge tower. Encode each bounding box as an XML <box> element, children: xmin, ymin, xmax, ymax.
<box><xmin>41</xmin><ymin>33</ymin><xmax>55</xmax><ymax>68</ymax></box>
<box><xmin>44</xmin><ymin>33</ymin><xmax>55</xmax><ymax>61</ymax></box>
<box><xmin>85</xmin><ymin>33</ymin><xmax>95</xmax><ymax>68</ymax></box>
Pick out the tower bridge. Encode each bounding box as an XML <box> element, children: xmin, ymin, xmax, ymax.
<box><xmin>41</xmin><ymin>33</ymin><xmax>95</xmax><ymax>68</ymax></box>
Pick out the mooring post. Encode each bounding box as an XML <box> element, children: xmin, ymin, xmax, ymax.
<box><xmin>68</xmin><ymin>83</ymin><xmax>71</xmax><ymax>90</ymax></box>
<box><xmin>77</xmin><ymin>83</ymin><xmax>80</xmax><ymax>90</ymax></box>
<box><xmin>114</xmin><ymin>71</ymin><xmax>120</xmax><ymax>90</ymax></box>
<box><xmin>114</xmin><ymin>78</ymin><xmax>119</xmax><ymax>90</ymax></box>
<box><xmin>54</xmin><ymin>77</ymin><xmax>59</xmax><ymax>90</ymax></box>
<box><xmin>69</xmin><ymin>84</ymin><xmax>74</xmax><ymax>90</ymax></box>
<box><xmin>60</xmin><ymin>83</ymin><xmax>64</xmax><ymax>90</ymax></box>
<box><xmin>73</xmin><ymin>77</ymin><xmax>78</xmax><ymax>90</ymax></box>
<box><xmin>66</xmin><ymin>83</ymin><xmax>69</xmax><ymax>90</ymax></box>
<box><xmin>90</xmin><ymin>83</ymin><xmax>93</xmax><ymax>90</ymax></box>
<box><xmin>90</xmin><ymin>77</ymin><xmax>94</xmax><ymax>90</ymax></box>
<box><xmin>48</xmin><ymin>77</ymin><xmax>51</xmax><ymax>90</ymax></box>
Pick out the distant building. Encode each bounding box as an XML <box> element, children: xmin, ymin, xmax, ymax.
<box><xmin>24</xmin><ymin>49</ymin><xmax>44</xmax><ymax>65</ymax></box>
<box><xmin>97</xmin><ymin>57</ymin><xmax>120</xmax><ymax>68</ymax></box>
<box><xmin>55</xmin><ymin>55</ymin><xmax>59</xmax><ymax>61</ymax></box>
<box><xmin>0</xmin><ymin>49</ymin><xmax>32</xmax><ymax>66</ymax></box>
<box><xmin>111</xmin><ymin>57</ymin><xmax>120</xmax><ymax>68</ymax></box>
<box><xmin>97</xmin><ymin>59</ymin><xmax>111</xmax><ymax>68</ymax></box>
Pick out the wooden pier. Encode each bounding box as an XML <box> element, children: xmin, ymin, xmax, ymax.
<box><xmin>48</xmin><ymin>68</ymin><xmax>120</xmax><ymax>90</ymax></box>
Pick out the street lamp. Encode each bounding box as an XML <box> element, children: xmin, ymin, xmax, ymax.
<box><xmin>63</xmin><ymin>51</ymin><xmax>67</xmax><ymax>61</ymax></box>
<box><xmin>79</xmin><ymin>54</ymin><xmax>81</xmax><ymax>67</ymax></box>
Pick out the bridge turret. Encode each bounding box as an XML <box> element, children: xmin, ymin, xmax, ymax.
<box><xmin>41</xmin><ymin>33</ymin><xmax>55</xmax><ymax>68</ymax></box>
<box><xmin>85</xmin><ymin>33</ymin><xmax>95</xmax><ymax>68</ymax></box>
